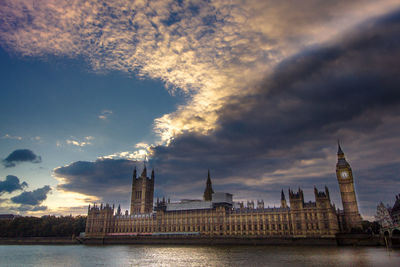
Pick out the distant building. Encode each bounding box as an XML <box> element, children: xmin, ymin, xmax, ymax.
<box><xmin>375</xmin><ymin>194</ymin><xmax>400</xmax><ymax>237</ymax></box>
<box><xmin>85</xmin><ymin>144</ymin><xmax>362</xmax><ymax>238</ymax></box>
<box><xmin>0</xmin><ymin>214</ymin><xmax>17</xmax><ymax>221</ymax></box>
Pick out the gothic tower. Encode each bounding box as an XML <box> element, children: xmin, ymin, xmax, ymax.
<box><xmin>336</xmin><ymin>142</ymin><xmax>362</xmax><ymax>231</ymax></box>
<box><xmin>203</xmin><ymin>170</ymin><xmax>214</xmax><ymax>201</ymax></box>
<box><xmin>130</xmin><ymin>164</ymin><xmax>155</xmax><ymax>214</ymax></box>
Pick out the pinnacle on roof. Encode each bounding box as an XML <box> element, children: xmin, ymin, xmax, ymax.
<box><xmin>141</xmin><ymin>162</ymin><xmax>147</xmax><ymax>177</ymax></box>
<box><xmin>207</xmin><ymin>169</ymin><xmax>211</xmax><ymax>183</ymax></box>
<box><xmin>133</xmin><ymin>166</ymin><xmax>137</xmax><ymax>179</ymax></box>
<box><xmin>203</xmin><ymin>169</ymin><xmax>214</xmax><ymax>201</ymax></box>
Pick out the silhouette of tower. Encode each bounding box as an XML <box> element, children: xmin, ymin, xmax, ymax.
<box><xmin>203</xmin><ymin>170</ymin><xmax>214</xmax><ymax>201</ymax></box>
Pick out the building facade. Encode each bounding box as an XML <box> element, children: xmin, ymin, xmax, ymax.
<box><xmin>86</xmin><ymin>145</ymin><xmax>362</xmax><ymax>238</ymax></box>
<box><xmin>375</xmin><ymin>194</ymin><xmax>400</xmax><ymax>237</ymax></box>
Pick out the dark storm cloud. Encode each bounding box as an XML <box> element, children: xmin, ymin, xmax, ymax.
<box><xmin>0</xmin><ymin>175</ymin><xmax>28</xmax><ymax>194</ymax></box>
<box><xmin>2</xmin><ymin>149</ymin><xmax>42</xmax><ymax>168</ymax></box>
<box><xmin>149</xmin><ymin>10</ymin><xmax>400</xmax><ymax>213</ymax></box>
<box><xmin>11</xmin><ymin>185</ymin><xmax>51</xmax><ymax>206</ymax></box>
<box><xmin>54</xmin><ymin>159</ymin><xmax>139</xmax><ymax>204</ymax></box>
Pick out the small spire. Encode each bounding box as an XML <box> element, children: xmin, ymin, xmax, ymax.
<box><xmin>325</xmin><ymin>185</ymin><xmax>330</xmax><ymax>199</ymax></box>
<box><xmin>151</xmin><ymin>168</ymin><xmax>155</xmax><ymax>180</ymax></box>
<box><xmin>133</xmin><ymin>166</ymin><xmax>137</xmax><ymax>179</ymax></box>
<box><xmin>203</xmin><ymin>169</ymin><xmax>214</xmax><ymax>201</ymax></box>
<box><xmin>337</xmin><ymin>140</ymin><xmax>344</xmax><ymax>155</ymax></box>
<box><xmin>281</xmin><ymin>189</ymin><xmax>285</xmax><ymax>201</ymax></box>
<box><xmin>206</xmin><ymin>169</ymin><xmax>213</xmax><ymax>185</ymax></box>
<box><xmin>141</xmin><ymin>162</ymin><xmax>147</xmax><ymax>177</ymax></box>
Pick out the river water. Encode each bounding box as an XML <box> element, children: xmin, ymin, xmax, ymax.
<box><xmin>1</xmin><ymin>245</ymin><xmax>400</xmax><ymax>266</ymax></box>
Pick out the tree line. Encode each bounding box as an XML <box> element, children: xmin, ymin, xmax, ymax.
<box><xmin>0</xmin><ymin>215</ymin><xmax>86</xmax><ymax>237</ymax></box>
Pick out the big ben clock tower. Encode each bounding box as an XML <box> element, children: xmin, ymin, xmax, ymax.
<box><xmin>336</xmin><ymin>142</ymin><xmax>362</xmax><ymax>231</ymax></box>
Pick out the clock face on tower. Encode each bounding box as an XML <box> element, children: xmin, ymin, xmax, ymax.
<box><xmin>340</xmin><ymin>171</ymin><xmax>349</xmax><ymax>178</ymax></box>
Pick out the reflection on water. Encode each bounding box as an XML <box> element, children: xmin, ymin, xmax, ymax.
<box><xmin>1</xmin><ymin>245</ymin><xmax>400</xmax><ymax>267</ymax></box>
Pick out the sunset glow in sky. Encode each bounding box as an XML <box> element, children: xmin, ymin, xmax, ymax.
<box><xmin>1</xmin><ymin>0</ymin><xmax>400</xmax><ymax>220</ymax></box>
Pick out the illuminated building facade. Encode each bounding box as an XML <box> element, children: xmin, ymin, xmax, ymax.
<box><xmin>86</xmin><ymin>145</ymin><xmax>361</xmax><ymax>238</ymax></box>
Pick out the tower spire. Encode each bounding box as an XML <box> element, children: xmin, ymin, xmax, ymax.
<box><xmin>337</xmin><ymin>140</ymin><xmax>344</xmax><ymax>156</ymax></box>
<box><xmin>141</xmin><ymin>162</ymin><xmax>147</xmax><ymax>177</ymax></box>
<box><xmin>281</xmin><ymin>189</ymin><xmax>287</xmax><ymax>208</ymax></box>
<box><xmin>133</xmin><ymin>166</ymin><xmax>137</xmax><ymax>179</ymax></box>
<box><xmin>203</xmin><ymin>169</ymin><xmax>214</xmax><ymax>201</ymax></box>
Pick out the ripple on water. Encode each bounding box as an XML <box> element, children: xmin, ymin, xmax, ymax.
<box><xmin>0</xmin><ymin>245</ymin><xmax>400</xmax><ymax>267</ymax></box>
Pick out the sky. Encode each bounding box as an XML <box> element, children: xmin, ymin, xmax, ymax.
<box><xmin>0</xmin><ymin>0</ymin><xmax>400</xmax><ymax>220</ymax></box>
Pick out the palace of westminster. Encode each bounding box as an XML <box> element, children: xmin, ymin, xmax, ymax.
<box><xmin>85</xmin><ymin>144</ymin><xmax>363</xmax><ymax>237</ymax></box>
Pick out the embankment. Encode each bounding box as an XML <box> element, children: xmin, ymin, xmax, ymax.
<box><xmin>0</xmin><ymin>235</ymin><xmax>389</xmax><ymax>246</ymax></box>
<box><xmin>83</xmin><ymin>236</ymin><xmax>337</xmax><ymax>246</ymax></box>
<box><xmin>0</xmin><ymin>237</ymin><xmax>80</xmax><ymax>245</ymax></box>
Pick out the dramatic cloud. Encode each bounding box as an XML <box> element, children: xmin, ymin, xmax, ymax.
<box><xmin>53</xmin><ymin>159</ymin><xmax>139</xmax><ymax>204</ymax></box>
<box><xmin>2</xmin><ymin>149</ymin><xmax>42</xmax><ymax>168</ymax></box>
<box><xmin>0</xmin><ymin>175</ymin><xmax>28</xmax><ymax>194</ymax></box>
<box><xmin>11</xmin><ymin>185</ymin><xmax>51</xmax><ymax>206</ymax></box>
<box><xmin>0</xmin><ymin>0</ymin><xmax>399</xmax><ymax>145</ymax></box>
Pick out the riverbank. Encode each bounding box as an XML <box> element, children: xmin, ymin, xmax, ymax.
<box><xmin>83</xmin><ymin>234</ymin><xmax>389</xmax><ymax>246</ymax></box>
<box><xmin>0</xmin><ymin>237</ymin><xmax>80</xmax><ymax>245</ymax></box>
<box><xmin>0</xmin><ymin>234</ymin><xmax>390</xmax><ymax>247</ymax></box>
<box><xmin>336</xmin><ymin>233</ymin><xmax>384</xmax><ymax>246</ymax></box>
<box><xmin>84</xmin><ymin>236</ymin><xmax>338</xmax><ymax>246</ymax></box>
